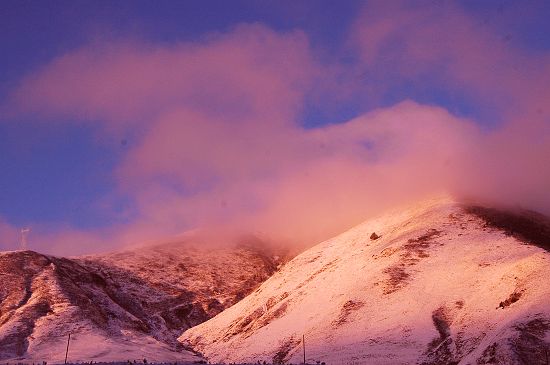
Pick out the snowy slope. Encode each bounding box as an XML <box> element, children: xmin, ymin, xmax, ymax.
<box><xmin>180</xmin><ymin>197</ymin><xmax>550</xmax><ymax>365</ymax></box>
<box><xmin>0</xmin><ymin>239</ymin><xmax>281</xmax><ymax>362</ymax></box>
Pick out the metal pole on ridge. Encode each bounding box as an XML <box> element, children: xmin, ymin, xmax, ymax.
<box><xmin>64</xmin><ymin>333</ymin><xmax>71</xmax><ymax>364</ymax></box>
<box><xmin>303</xmin><ymin>334</ymin><xmax>306</xmax><ymax>365</ymax></box>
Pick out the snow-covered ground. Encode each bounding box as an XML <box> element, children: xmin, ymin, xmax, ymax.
<box><xmin>180</xmin><ymin>196</ymin><xmax>550</xmax><ymax>364</ymax></box>
<box><xmin>26</xmin><ymin>331</ymin><xmax>196</xmax><ymax>364</ymax></box>
<box><xmin>0</xmin><ymin>239</ymin><xmax>281</xmax><ymax>362</ymax></box>
<box><xmin>2</xmin><ymin>196</ymin><xmax>549</xmax><ymax>364</ymax></box>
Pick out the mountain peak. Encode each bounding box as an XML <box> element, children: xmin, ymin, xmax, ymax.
<box><xmin>180</xmin><ymin>199</ymin><xmax>550</xmax><ymax>364</ymax></box>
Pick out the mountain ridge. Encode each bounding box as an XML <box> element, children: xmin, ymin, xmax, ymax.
<box><xmin>2</xmin><ymin>196</ymin><xmax>549</xmax><ymax>364</ymax></box>
<box><xmin>180</xmin><ymin>197</ymin><xmax>550</xmax><ymax>365</ymax></box>
<box><xmin>0</xmin><ymin>239</ymin><xmax>283</xmax><ymax>362</ymax></box>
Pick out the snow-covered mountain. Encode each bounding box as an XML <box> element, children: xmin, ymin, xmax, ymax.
<box><xmin>0</xmin><ymin>238</ymin><xmax>282</xmax><ymax>362</ymax></box>
<box><xmin>180</xmin><ymin>197</ymin><xmax>550</xmax><ymax>365</ymax></box>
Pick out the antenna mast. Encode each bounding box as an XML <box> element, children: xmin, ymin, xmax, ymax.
<box><xmin>20</xmin><ymin>228</ymin><xmax>31</xmax><ymax>251</ymax></box>
<box><xmin>303</xmin><ymin>334</ymin><xmax>306</xmax><ymax>364</ymax></box>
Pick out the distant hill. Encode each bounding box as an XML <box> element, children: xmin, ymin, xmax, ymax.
<box><xmin>0</xmin><ymin>238</ymin><xmax>282</xmax><ymax>362</ymax></box>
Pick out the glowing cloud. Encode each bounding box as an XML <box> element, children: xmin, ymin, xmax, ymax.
<box><xmin>2</xmin><ymin>4</ymin><xmax>550</xmax><ymax>254</ymax></box>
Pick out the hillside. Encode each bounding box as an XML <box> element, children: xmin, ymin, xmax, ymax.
<box><xmin>180</xmin><ymin>197</ymin><xmax>550</xmax><ymax>365</ymax></box>
<box><xmin>0</xmin><ymin>239</ymin><xmax>282</xmax><ymax>362</ymax></box>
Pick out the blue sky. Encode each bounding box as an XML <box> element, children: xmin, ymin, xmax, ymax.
<box><xmin>1</xmin><ymin>0</ymin><xmax>549</xmax><ymax>254</ymax></box>
<box><xmin>0</xmin><ymin>0</ymin><xmax>362</xmax><ymax>228</ymax></box>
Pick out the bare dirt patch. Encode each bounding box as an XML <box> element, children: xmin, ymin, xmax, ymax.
<box><xmin>421</xmin><ymin>306</ymin><xmax>458</xmax><ymax>365</ymax></box>
<box><xmin>498</xmin><ymin>291</ymin><xmax>523</xmax><ymax>309</ymax></box>
<box><xmin>510</xmin><ymin>317</ymin><xmax>550</xmax><ymax>364</ymax></box>
<box><xmin>477</xmin><ymin>342</ymin><xmax>499</xmax><ymax>364</ymax></box>
<box><xmin>272</xmin><ymin>336</ymin><xmax>301</xmax><ymax>364</ymax></box>
<box><xmin>381</xmin><ymin>266</ymin><xmax>410</xmax><ymax>294</ymax></box>
<box><xmin>465</xmin><ymin>206</ymin><xmax>550</xmax><ymax>252</ymax></box>
<box><xmin>223</xmin><ymin>293</ymin><xmax>290</xmax><ymax>340</ymax></box>
<box><xmin>379</xmin><ymin>229</ymin><xmax>442</xmax><ymax>294</ymax></box>
<box><xmin>331</xmin><ymin>300</ymin><xmax>365</xmax><ymax>327</ymax></box>
<box><xmin>477</xmin><ymin>317</ymin><xmax>550</xmax><ymax>364</ymax></box>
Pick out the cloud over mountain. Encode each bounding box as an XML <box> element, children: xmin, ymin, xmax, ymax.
<box><xmin>2</xmin><ymin>3</ymin><xmax>550</xmax><ymax>254</ymax></box>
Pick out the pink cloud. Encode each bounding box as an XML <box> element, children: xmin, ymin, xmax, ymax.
<box><xmin>10</xmin><ymin>24</ymin><xmax>318</xmax><ymax>129</ymax></box>
<box><xmin>113</xmin><ymin>101</ymin><xmax>485</xmax><ymax>248</ymax></box>
<box><xmin>4</xmin><ymin>16</ymin><xmax>550</xmax><ymax>255</ymax></box>
<box><xmin>350</xmin><ymin>1</ymin><xmax>550</xmax><ymax>120</ymax></box>
<box><xmin>0</xmin><ymin>219</ymin><xmax>19</xmax><ymax>251</ymax></box>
